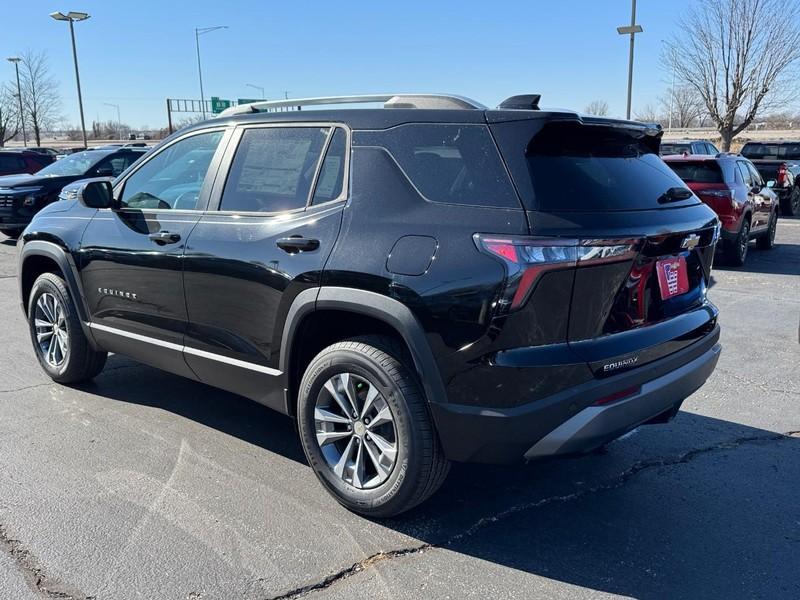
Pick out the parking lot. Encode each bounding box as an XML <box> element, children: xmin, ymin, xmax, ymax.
<box><xmin>0</xmin><ymin>221</ymin><xmax>797</xmax><ymax>599</ymax></box>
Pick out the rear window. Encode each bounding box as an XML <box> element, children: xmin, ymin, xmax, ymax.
<box><xmin>661</xmin><ymin>143</ymin><xmax>692</xmax><ymax>155</ymax></box>
<box><xmin>741</xmin><ymin>143</ymin><xmax>800</xmax><ymax>160</ymax></box>
<box><xmin>492</xmin><ymin>120</ymin><xmax>696</xmax><ymax>212</ymax></box>
<box><xmin>665</xmin><ymin>160</ymin><xmax>724</xmax><ymax>183</ymax></box>
<box><xmin>354</xmin><ymin>124</ymin><xmax>519</xmax><ymax>208</ymax></box>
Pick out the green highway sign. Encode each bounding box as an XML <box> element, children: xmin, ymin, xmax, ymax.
<box><xmin>210</xmin><ymin>96</ymin><xmax>233</xmax><ymax>114</ymax></box>
<box><xmin>237</xmin><ymin>98</ymin><xmax>261</xmax><ymax>105</ymax></box>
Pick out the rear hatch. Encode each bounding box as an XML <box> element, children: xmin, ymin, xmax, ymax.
<box><xmin>662</xmin><ymin>158</ymin><xmax>735</xmax><ymax>215</ymax></box>
<box><xmin>490</xmin><ymin>113</ymin><xmax>719</xmax><ymax>377</ymax></box>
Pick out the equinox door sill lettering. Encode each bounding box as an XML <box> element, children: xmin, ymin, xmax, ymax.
<box><xmin>86</xmin><ymin>322</ymin><xmax>281</xmax><ymax>376</ymax></box>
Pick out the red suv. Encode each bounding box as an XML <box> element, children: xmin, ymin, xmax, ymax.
<box><xmin>663</xmin><ymin>153</ymin><xmax>778</xmax><ymax>265</ymax></box>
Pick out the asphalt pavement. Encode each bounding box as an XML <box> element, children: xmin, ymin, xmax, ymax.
<box><xmin>0</xmin><ymin>221</ymin><xmax>797</xmax><ymax>600</ymax></box>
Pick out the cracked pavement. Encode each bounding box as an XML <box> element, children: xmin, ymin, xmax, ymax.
<box><xmin>0</xmin><ymin>221</ymin><xmax>798</xmax><ymax>599</ymax></box>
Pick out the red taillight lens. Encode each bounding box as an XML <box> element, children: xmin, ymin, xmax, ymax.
<box><xmin>475</xmin><ymin>235</ymin><xmax>638</xmax><ymax>313</ymax></box>
<box><xmin>593</xmin><ymin>386</ymin><xmax>641</xmax><ymax>406</ymax></box>
<box><xmin>777</xmin><ymin>163</ymin><xmax>787</xmax><ymax>185</ymax></box>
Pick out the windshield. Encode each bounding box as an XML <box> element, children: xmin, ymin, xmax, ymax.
<box><xmin>36</xmin><ymin>151</ymin><xmax>105</xmax><ymax>177</ymax></box>
<box><xmin>740</xmin><ymin>143</ymin><xmax>800</xmax><ymax>161</ymax></box>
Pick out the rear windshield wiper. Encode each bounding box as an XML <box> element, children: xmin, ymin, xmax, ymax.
<box><xmin>658</xmin><ymin>187</ymin><xmax>694</xmax><ymax>204</ymax></box>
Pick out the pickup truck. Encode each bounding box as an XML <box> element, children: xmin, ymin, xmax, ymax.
<box><xmin>739</xmin><ymin>141</ymin><xmax>800</xmax><ymax>216</ymax></box>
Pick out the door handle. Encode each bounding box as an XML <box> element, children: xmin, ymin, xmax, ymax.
<box><xmin>277</xmin><ymin>236</ymin><xmax>320</xmax><ymax>254</ymax></box>
<box><xmin>148</xmin><ymin>231</ymin><xmax>181</xmax><ymax>245</ymax></box>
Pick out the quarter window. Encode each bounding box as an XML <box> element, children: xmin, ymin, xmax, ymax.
<box><xmin>220</xmin><ymin>127</ymin><xmax>329</xmax><ymax>213</ymax></box>
<box><xmin>120</xmin><ymin>131</ymin><xmax>224</xmax><ymax>210</ymax></box>
<box><xmin>312</xmin><ymin>128</ymin><xmax>347</xmax><ymax>204</ymax></box>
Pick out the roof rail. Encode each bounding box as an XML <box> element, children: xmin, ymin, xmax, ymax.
<box><xmin>218</xmin><ymin>93</ymin><xmax>487</xmax><ymax>117</ymax></box>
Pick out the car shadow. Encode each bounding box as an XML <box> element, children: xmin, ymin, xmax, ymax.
<box><xmin>76</xmin><ymin>355</ymin><xmax>800</xmax><ymax>598</ymax></box>
<box><xmin>1</xmin><ymin>238</ymin><xmax>17</xmax><ymax>247</ymax></box>
<box><xmin>714</xmin><ymin>236</ymin><xmax>800</xmax><ymax>276</ymax></box>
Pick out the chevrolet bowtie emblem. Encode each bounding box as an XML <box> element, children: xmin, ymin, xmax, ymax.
<box><xmin>681</xmin><ymin>234</ymin><xmax>700</xmax><ymax>250</ymax></box>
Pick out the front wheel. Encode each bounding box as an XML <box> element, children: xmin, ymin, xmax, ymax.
<box><xmin>756</xmin><ymin>211</ymin><xmax>777</xmax><ymax>250</ymax></box>
<box><xmin>724</xmin><ymin>218</ymin><xmax>750</xmax><ymax>266</ymax></box>
<box><xmin>28</xmin><ymin>273</ymin><xmax>107</xmax><ymax>383</ymax></box>
<box><xmin>780</xmin><ymin>186</ymin><xmax>800</xmax><ymax>216</ymax></box>
<box><xmin>297</xmin><ymin>336</ymin><xmax>450</xmax><ymax>517</ymax></box>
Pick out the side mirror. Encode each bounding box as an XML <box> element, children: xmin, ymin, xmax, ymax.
<box><xmin>77</xmin><ymin>180</ymin><xmax>115</xmax><ymax>209</ymax></box>
<box><xmin>766</xmin><ymin>179</ymin><xmax>776</xmax><ymax>188</ymax></box>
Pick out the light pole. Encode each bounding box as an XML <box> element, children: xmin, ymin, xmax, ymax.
<box><xmin>245</xmin><ymin>83</ymin><xmax>265</xmax><ymax>99</ymax></box>
<box><xmin>616</xmin><ymin>0</ymin><xmax>642</xmax><ymax>120</ymax></box>
<box><xmin>50</xmin><ymin>11</ymin><xmax>90</xmax><ymax>148</ymax></box>
<box><xmin>104</xmin><ymin>102</ymin><xmax>121</xmax><ymax>140</ymax></box>
<box><xmin>6</xmin><ymin>57</ymin><xmax>26</xmax><ymax>147</ymax></box>
<box><xmin>195</xmin><ymin>26</ymin><xmax>227</xmax><ymax>119</ymax></box>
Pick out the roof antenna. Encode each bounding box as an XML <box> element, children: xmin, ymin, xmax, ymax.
<box><xmin>498</xmin><ymin>94</ymin><xmax>541</xmax><ymax>110</ymax></box>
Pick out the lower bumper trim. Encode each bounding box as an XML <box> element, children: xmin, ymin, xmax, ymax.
<box><xmin>524</xmin><ymin>342</ymin><xmax>721</xmax><ymax>459</ymax></box>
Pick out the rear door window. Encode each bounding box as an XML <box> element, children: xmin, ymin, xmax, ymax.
<box><xmin>220</xmin><ymin>127</ymin><xmax>329</xmax><ymax>213</ymax></box>
<box><xmin>493</xmin><ymin>120</ymin><xmax>697</xmax><ymax>212</ymax></box>
<box><xmin>354</xmin><ymin>124</ymin><xmax>519</xmax><ymax>208</ymax></box>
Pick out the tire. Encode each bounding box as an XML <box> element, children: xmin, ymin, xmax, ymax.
<box><xmin>780</xmin><ymin>186</ymin><xmax>800</xmax><ymax>216</ymax></box>
<box><xmin>27</xmin><ymin>272</ymin><xmax>107</xmax><ymax>383</ymax></box>
<box><xmin>756</xmin><ymin>211</ymin><xmax>777</xmax><ymax>250</ymax></box>
<box><xmin>0</xmin><ymin>228</ymin><xmax>23</xmax><ymax>239</ymax></box>
<box><xmin>297</xmin><ymin>335</ymin><xmax>450</xmax><ymax>517</ymax></box>
<box><xmin>724</xmin><ymin>217</ymin><xmax>750</xmax><ymax>266</ymax></box>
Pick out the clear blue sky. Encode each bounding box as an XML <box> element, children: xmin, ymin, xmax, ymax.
<box><xmin>5</xmin><ymin>0</ymin><xmax>697</xmax><ymax>129</ymax></box>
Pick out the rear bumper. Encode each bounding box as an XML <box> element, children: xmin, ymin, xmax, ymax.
<box><xmin>430</xmin><ymin>325</ymin><xmax>721</xmax><ymax>464</ymax></box>
<box><xmin>524</xmin><ymin>341</ymin><xmax>720</xmax><ymax>459</ymax></box>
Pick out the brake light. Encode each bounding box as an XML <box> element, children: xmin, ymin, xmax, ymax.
<box><xmin>777</xmin><ymin>163</ymin><xmax>787</xmax><ymax>185</ymax></box>
<box><xmin>475</xmin><ymin>234</ymin><xmax>638</xmax><ymax>313</ymax></box>
<box><xmin>698</xmin><ymin>188</ymin><xmax>735</xmax><ymax>209</ymax></box>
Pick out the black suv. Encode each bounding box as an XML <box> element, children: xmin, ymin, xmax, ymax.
<box><xmin>0</xmin><ymin>147</ymin><xmax>146</xmax><ymax>237</ymax></box>
<box><xmin>17</xmin><ymin>94</ymin><xmax>722</xmax><ymax>517</ymax></box>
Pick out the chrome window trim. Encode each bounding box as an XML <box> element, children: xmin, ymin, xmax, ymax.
<box><xmin>87</xmin><ymin>322</ymin><xmax>281</xmax><ymax>376</ymax></box>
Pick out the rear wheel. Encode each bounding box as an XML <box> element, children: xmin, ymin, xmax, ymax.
<box><xmin>724</xmin><ymin>218</ymin><xmax>750</xmax><ymax>266</ymax></box>
<box><xmin>780</xmin><ymin>186</ymin><xmax>800</xmax><ymax>216</ymax></box>
<box><xmin>756</xmin><ymin>211</ymin><xmax>777</xmax><ymax>250</ymax></box>
<box><xmin>297</xmin><ymin>336</ymin><xmax>450</xmax><ymax>517</ymax></box>
<box><xmin>28</xmin><ymin>273</ymin><xmax>107</xmax><ymax>383</ymax></box>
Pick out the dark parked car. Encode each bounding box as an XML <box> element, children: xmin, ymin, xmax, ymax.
<box><xmin>0</xmin><ymin>149</ymin><xmax>53</xmax><ymax>177</ymax></box>
<box><xmin>27</xmin><ymin>147</ymin><xmax>60</xmax><ymax>159</ymax></box>
<box><xmin>0</xmin><ymin>147</ymin><xmax>145</xmax><ymax>237</ymax></box>
<box><xmin>739</xmin><ymin>141</ymin><xmax>800</xmax><ymax>216</ymax></box>
<box><xmin>660</xmin><ymin>139</ymin><xmax>720</xmax><ymax>156</ymax></box>
<box><xmin>17</xmin><ymin>94</ymin><xmax>721</xmax><ymax>516</ymax></box>
<box><xmin>664</xmin><ymin>153</ymin><xmax>779</xmax><ymax>265</ymax></box>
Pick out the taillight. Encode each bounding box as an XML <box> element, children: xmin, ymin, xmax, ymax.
<box><xmin>474</xmin><ymin>234</ymin><xmax>638</xmax><ymax>314</ymax></box>
<box><xmin>699</xmin><ymin>188</ymin><xmax>735</xmax><ymax>209</ymax></box>
<box><xmin>777</xmin><ymin>163</ymin><xmax>787</xmax><ymax>185</ymax></box>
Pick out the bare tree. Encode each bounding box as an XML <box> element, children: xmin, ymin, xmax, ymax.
<box><xmin>659</xmin><ymin>84</ymin><xmax>705</xmax><ymax>129</ymax></box>
<box><xmin>18</xmin><ymin>51</ymin><xmax>61</xmax><ymax>147</ymax></box>
<box><xmin>664</xmin><ymin>0</ymin><xmax>800</xmax><ymax>150</ymax></box>
<box><xmin>634</xmin><ymin>103</ymin><xmax>662</xmax><ymax>124</ymax></box>
<box><xmin>0</xmin><ymin>85</ymin><xmax>20</xmax><ymax>147</ymax></box>
<box><xmin>584</xmin><ymin>99</ymin><xmax>610</xmax><ymax>116</ymax></box>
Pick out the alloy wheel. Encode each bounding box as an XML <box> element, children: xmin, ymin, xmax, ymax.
<box><xmin>314</xmin><ymin>372</ymin><xmax>398</xmax><ymax>489</ymax></box>
<box><xmin>34</xmin><ymin>292</ymin><xmax>68</xmax><ymax>367</ymax></box>
<box><xmin>739</xmin><ymin>221</ymin><xmax>750</xmax><ymax>262</ymax></box>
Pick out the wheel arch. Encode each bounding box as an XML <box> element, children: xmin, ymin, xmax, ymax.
<box><xmin>19</xmin><ymin>240</ymin><xmax>90</xmax><ymax>323</ymax></box>
<box><xmin>280</xmin><ymin>287</ymin><xmax>448</xmax><ymax>417</ymax></box>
